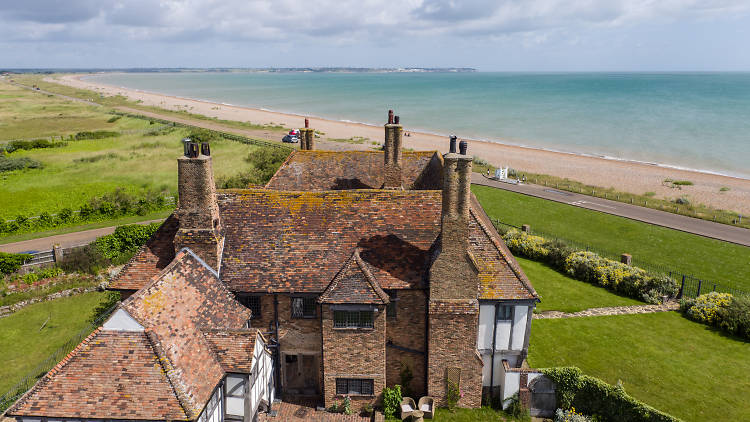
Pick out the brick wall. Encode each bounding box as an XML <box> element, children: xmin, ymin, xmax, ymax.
<box><xmin>385</xmin><ymin>289</ymin><xmax>427</xmax><ymax>397</ymax></box>
<box><xmin>321</xmin><ymin>304</ymin><xmax>386</xmax><ymax>409</ymax></box>
<box><xmin>427</xmin><ymin>305</ymin><xmax>483</xmax><ymax>408</ymax></box>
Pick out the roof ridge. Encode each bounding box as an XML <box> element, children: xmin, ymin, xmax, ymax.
<box><xmin>144</xmin><ymin>328</ymin><xmax>195</xmax><ymax>419</ymax></box>
<box><xmin>353</xmin><ymin>249</ymin><xmax>391</xmax><ymax>304</ymax></box>
<box><xmin>319</xmin><ymin>249</ymin><xmax>389</xmax><ymax>304</ymax></box>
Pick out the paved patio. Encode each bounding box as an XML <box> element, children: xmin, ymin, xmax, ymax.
<box><xmin>259</xmin><ymin>397</ymin><xmax>384</xmax><ymax>422</ymax></box>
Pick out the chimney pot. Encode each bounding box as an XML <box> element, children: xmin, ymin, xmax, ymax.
<box><xmin>459</xmin><ymin>140</ymin><xmax>468</xmax><ymax>155</ymax></box>
<box><xmin>388</xmin><ymin>109</ymin><xmax>394</xmax><ymax>124</ymax></box>
<box><xmin>449</xmin><ymin>136</ymin><xmax>457</xmax><ymax>153</ymax></box>
<box><xmin>305</xmin><ymin>118</ymin><xmax>309</xmax><ymax>128</ymax></box>
<box><xmin>201</xmin><ymin>142</ymin><xmax>210</xmax><ymax>156</ymax></box>
<box><xmin>394</xmin><ymin>115</ymin><xmax>400</xmax><ymax>125</ymax></box>
<box><xmin>188</xmin><ymin>142</ymin><xmax>199</xmax><ymax>158</ymax></box>
<box><xmin>182</xmin><ymin>138</ymin><xmax>191</xmax><ymax>156</ymax></box>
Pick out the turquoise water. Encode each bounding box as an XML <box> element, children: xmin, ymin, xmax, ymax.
<box><xmin>88</xmin><ymin>72</ymin><xmax>750</xmax><ymax>179</ymax></box>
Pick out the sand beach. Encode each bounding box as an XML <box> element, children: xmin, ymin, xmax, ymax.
<box><xmin>56</xmin><ymin>74</ymin><xmax>750</xmax><ymax>215</ymax></box>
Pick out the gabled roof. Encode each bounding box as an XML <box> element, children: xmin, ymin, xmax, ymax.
<box><xmin>219</xmin><ymin>189</ymin><xmax>442</xmax><ymax>293</ymax></box>
<box><xmin>109</xmin><ymin>214</ymin><xmax>179</xmax><ymax>290</ymax></box>
<box><xmin>265</xmin><ymin>150</ymin><xmax>443</xmax><ymax>191</ymax></box>
<box><xmin>202</xmin><ymin>328</ymin><xmax>258</xmax><ymax>374</ymax></box>
<box><xmin>319</xmin><ymin>248</ymin><xmax>390</xmax><ymax>304</ymax></box>
<box><xmin>120</xmin><ymin>249</ymin><xmax>252</xmax><ymax>419</ymax></box>
<box><xmin>7</xmin><ymin>329</ymin><xmax>187</xmax><ymax>420</ymax></box>
<box><xmin>469</xmin><ymin>196</ymin><xmax>538</xmax><ymax>300</ymax></box>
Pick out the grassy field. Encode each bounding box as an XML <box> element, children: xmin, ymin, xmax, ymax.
<box><xmin>516</xmin><ymin>257</ymin><xmax>641</xmax><ymax>313</ymax></box>
<box><xmin>0</xmin><ymin>291</ymin><xmax>107</xmax><ymax>394</ymax></box>
<box><xmin>472</xmin><ymin>184</ymin><xmax>750</xmax><ymax>291</ymax></box>
<box><xmin>0</xmin><ymin>81</ymin><xmax>268</xmax><ymax>221</ymax></box>
<box><xmin>529</xmin><ymin>312</ymin><xmax>750</xmax><ymax>422</ymax></box>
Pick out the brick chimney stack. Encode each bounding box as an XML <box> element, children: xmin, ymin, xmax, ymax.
<box><xmin>299</xmin><ymin>118</ymin><xmax>315</xmax><ymax>151</ymax></box>
<box><xmin>426</xmin><ymin>137</ymin><xmax>481</xmax><ymax>407</ymax></box>
<box><xmin>174</xmin><ymin>140</ymin><xmax>224</xmax><ymax>271</ymax></box>
<box><xmin>382</xmin><ymin>109</ymin><xmax>403</xmax><ymax>189</ymax></box>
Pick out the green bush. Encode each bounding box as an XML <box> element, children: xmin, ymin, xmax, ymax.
<box><xmin>59</xmin><ymin>245</ymin><xmax>108</xmax><ymax>275</ymax></box>
<box><xmin>246</xmin><ymin>148</ymin><xmax>291</xmax><ymax>182</ymax></box>
<box><xmin>382</xmin><ymin>384</ymin><xmax>402</xmax><ymax>419</ymax></box>
<box><xmin>679</xmin><ymin>292</ymin><xmax>732</xmax><ymax>325</ymax></box>
<box><xmin>555</xmin><ymin>408</ymin><xmax>593</xmax><ymax>422</ymax></box>
<box><xmin>18</xmin><ymin>267</ymin><xmax>64</xmax><ymax>285</ymax></box>
<box><xmin>681</xmin><ymin>293</ymin><xmax>750</xmax><ymax>340</ymax></box>
<box><xmin>0</xmin><ymin>156</ymin><xmax>43</xmax><ymax>172</ymax></box>
<box><xmin>1</xmin><ymin>138</ymin><xmax>67</xmax><ymax>153</ymax></box>
<box><xmin>502</xmin><ymin>230</ymin><xmax>678</xmax><ymax>304</ymax></box>
<box><xmin>717</xmin><ymin>295</ymin><xmax>750</xmax><ymax>339</ymax></box>
<box><xmin>74</xmin><ymin>130</ymin><xmax>120</xmax><ymax>140</ymax></box>
<box><xmin>93</xmin><ymin>223</ymin><xmax>160</xmax><ymax>262</ymax></box>
<box><xmin>542</xmin><ymin>367</ymin><xmax>681</xmax><ymax>422</ymax></box>
<box><xmin>0</xmin><ymin>252</ymin><xmax>31</xmax><ymax>275</ymax></box>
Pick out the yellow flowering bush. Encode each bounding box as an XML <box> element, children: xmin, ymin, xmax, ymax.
<box><xmin>503</xmin><ymin>229</ymin><xmax>550</xmax><ymax>260</ymax></box>
<box><xmin>680</xmin><ymin>292</ymin><xmax>733</xmax><ymax>325</ymax></box>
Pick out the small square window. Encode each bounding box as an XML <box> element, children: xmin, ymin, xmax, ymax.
<box><xmin>497</xmin><ymin>305</ymin><xmax>513</xmax><ymax>321</ymax></box>
<box><xmin>291</xmin><ymin>296</ymin><xmax>317</xmax><ymax>318</ymax></box>
<box><xmin>238</xmin><ymin>295</ymin><xmax>261</xmax><ymax>319</ymax></box>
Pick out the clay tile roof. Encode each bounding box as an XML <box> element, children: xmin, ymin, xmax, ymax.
<box><xmin>469</xmin><ymin>195</ymin><xmax>538</xmax><ymax>301</ymax></box>
<box><xmin>122</xmin><ymin>249</ymin><xmax>252</xmax><ymax>419</ymax></box>
<box><xmin>108</xmin><ymin>214</ymin><xmax>179</xmax><ymax>290</ymax></box>
<box><xmin>218</xmin><ymin>189</ymin><xmax>442</xmax><ymax>292</ymax></box>
<box><xmin>201</xmin><ymin>328</ymin><xmax>258</xmax><ymax>374</ymax></box>
<box><xmin>7</xmin><ymin>329</ymin><xmax>187</xmax><ymax>420</ymax></box>
<box><xmin>265</xmin><ymin>150</ymin><xmax>443</xmax><ymax>191</ymax></box>
<box><xmin>319</xmin><ymin>249</ymin><xmax>390</xmax><ymax>304</ymax></box>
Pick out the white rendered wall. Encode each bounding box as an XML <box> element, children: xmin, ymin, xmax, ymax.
<box><xmin>511</xmin><ymin>306</ymin><xmax>528</xmax><ymax>350</ymax></box>
<box><xmin>102</xmin><ymin>308</ymin><xmax>144</xmax><ymax>332</ymax></box>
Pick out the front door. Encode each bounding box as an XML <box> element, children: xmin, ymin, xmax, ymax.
<box><xmin>284</xmin><ymin>353</ymin><xmax>319</xmax><ymax>395</ymax></box>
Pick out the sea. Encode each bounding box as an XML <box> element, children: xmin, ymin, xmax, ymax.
<box><xmin>86</xmin><ymin>72</ymin><xmax>750</xmax><ymax>179</ymax></box>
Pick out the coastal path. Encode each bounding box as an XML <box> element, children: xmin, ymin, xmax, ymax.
<box><xmin>0</xmin><ymin>219</ymin><xmax>165</xmax><ymax>254</ymax></box>
<box><xmin>472</xmin><ymin>173</ymin><xmax>750</xmax><ymax>247</ymax></box>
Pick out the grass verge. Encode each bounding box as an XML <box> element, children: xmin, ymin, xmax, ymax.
<box><xmin>472</xmin><ymin>184</ymin><xmax>750</xmax><ymax>291</ymax></box>
<box><xmin>528</xmin><ymin>312</ymin><xmax>750</xmax><ymax>422</ymax></box>
<box><xmin>516</xmin><ymin>257</ymin><xmax>642</xmax><ymax>313</ymax></box>
<box><xmin>0</xmin><ymin>291</ymin><xmax>107</xmax><ymax>393</ymax></box>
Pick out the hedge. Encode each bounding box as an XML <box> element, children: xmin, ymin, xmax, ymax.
<box><xmin>680</xmin><ymin>292</ymin><xmax>750</xmax><ymax>340</ymax></box>
<box><xmin>0</xmin><ymin>188</ymin><xmax>172</xmax><ymax>236</ymax></box>
<box><xmin>0</xmin><ymin>252</ymin><xmax>31</xmax><ymax>275</ymax></box>
<box><xmin>502</xmin><ymin>229</ymin><xmax>678</xmax><ymax>304</ymax></box>
<box><xmin>93</xmin><ymin>223</ymin><xmax>161</xmax><ymax>262</ymax></box>
<box><xmin>542</xmin><ymin>367</ymin><xmax>681</xmax><ymax>422</ymax></box>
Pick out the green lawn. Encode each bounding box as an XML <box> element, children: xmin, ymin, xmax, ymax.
<box><xmin>516</xmin><ymin>257</ymin><xmax>641</xmax><ymax>313</ymax></box>
<box><xmin>0</xmin><ymin>81</ymin><xmax>267</xmax><ymax>220</ymax></box>
<box><xmin>472</xmin><ymin>184</ymin><xmax>750</xmax><ymax>291</ymax></box>
<box><xmin>528</xmin><ymin>312</ymin><xmax>750</xmax><ymax>422</ymax></box>
<box><xmin>0</xmin><ymin>291</ymin><xmax>107</xmax><ymax>394</ymax></box>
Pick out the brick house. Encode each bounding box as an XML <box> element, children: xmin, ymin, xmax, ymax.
<box><xmin>8</xmin><ymin>113</ymin><xmax>539</xmax><ymax>421</ymax></box>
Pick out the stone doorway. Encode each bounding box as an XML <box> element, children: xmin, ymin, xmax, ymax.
<box><xmin>283</xmin><ymin>353</ymin><xmax>320</xmax><ymax>396</ymax></box>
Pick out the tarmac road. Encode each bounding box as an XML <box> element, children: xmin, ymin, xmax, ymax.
<box><xmin>472</xmin><ymin>173</ymin><xmax>750</xmax><ymax>247</ymax></box>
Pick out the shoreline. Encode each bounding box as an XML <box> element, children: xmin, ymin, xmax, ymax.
<box><xmin>82</xmin><ymin>73</ymin><xmax>748</xmax><ymax>181</ymax></box>
<box><xmin>57</xmin><ymin>73</ymin><xmax>750</xmax><ymax>214</ymax></box>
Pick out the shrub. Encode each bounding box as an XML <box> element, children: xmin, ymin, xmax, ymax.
<box><xmin>382</xmin><ymin>384</ymin><xmax>402</xmax><ymax>419</ymax></box>
<box><xmin>246</xmin><ymin>148</ymin><xmax>291</xmax><ymax>183</ymax></box>
<box><xmin>680</xmin><ymin>292</ymin><xmax>732</xmax><ymax>325</ymax></box>
<box><xmin>555</xmin><ymin>408</ymin><xmax>593</xmax><ymax>422</ymax></box>
<box><xmin>445</xmin><ymin>380</ymin><xmax>460</xmax><ymax>410</ymax></box>
<box><xmin>93</xmin><ymin>223</ymin><xmax>160</xmax><ymax>262</ymax></box>
<box><xmin>107</xmin><ymin>115</ymin><xmax>121</xmax><ymax>123</ymax></box>
<box><xmin>341</xmin><ymin>396</ymin><xmax>352</xmax><ymax>415</ymax></box>
<box><xmin>74</xmin><ymin>130</ymin><xmax>120</xmax><ymax>140</ymax></box>
<box><xmin>59</xmin><ymin>245</ymin><xmax>108</xmax><ymax>275</ymax></box>
<box><xmin>717</xmin><ymin>295</ymin><xmax>750</xmax><ymax>339</ymax></box>
<box><xmin>542</xmin><ymin>367</ymin><xmax>680</xmax><ymax>422</ymax></box>
<box><xmin>0</xmin><ymin>156</ymin><xmax>43</xmax><ymax>172</ymax></box>
<box><xmin>504</xmin><ymin>392</ymin><xmax>530</xmax><ymax>421</ymax></box>
<box><xmin>0</xmin><ymin>252</ymin><xmax>31</xmax><ymax>275</ymax></box>
<box><xmin>503</xmin><ymin>229</ymin><xmax>550</xmax><ymax>260</ymax></box>
<box><xmin>19</xmin><ymin>266</ymin><xmax>63</xmax><ymax>285</ymax></box>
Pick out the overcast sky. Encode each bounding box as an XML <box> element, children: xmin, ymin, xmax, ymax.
<box><xmin>1</xmin><ymin>0</ymin><xmax>749</xmax><ymax>71</ymax></box>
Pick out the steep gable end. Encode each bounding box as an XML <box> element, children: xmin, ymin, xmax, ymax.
<box><xmin>319</xmin><ymin>249</ymin><xmax>390</xmax><ymax>304</ymax></box>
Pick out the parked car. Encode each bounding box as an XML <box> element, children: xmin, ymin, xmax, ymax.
<box><xmin>283</xmin><ymin>129</ymin><xmax>300</xmax><ymax>143</ymax></box>
<box><xmin>282</xmin><ymin>134</ymin><xmax>299</xmax><ymax>143</ymax></box>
